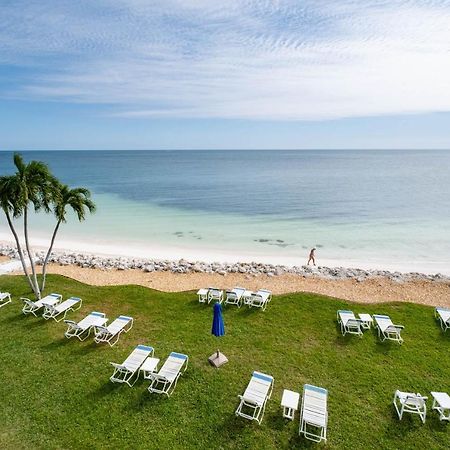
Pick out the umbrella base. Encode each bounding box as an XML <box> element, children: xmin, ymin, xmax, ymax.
<box><xmin>208</xmin><ymin>351</ymin><xmax>228</xmax><ymax>368</ymax></box>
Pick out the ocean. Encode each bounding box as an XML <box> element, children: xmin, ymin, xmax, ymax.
<box><xmin>0</xmin><ymin>150</ymin><xmax>449</xmax><ymax>274</ymax></box>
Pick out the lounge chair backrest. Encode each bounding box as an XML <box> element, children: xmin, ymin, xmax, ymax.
<box><xmin>405</xmin><ymin>394</ymin><xmax>427</xmax><ymax>407</ymax></box>
<box><xmin>123</xmin><ymin>344</ymin><xmax>154</xmax><ymax>371</ymax></box>
<box><xmin>77</xmin><ymin>311</ymin><xmax>105</xmax><ymax>329</ymax></box>
<box><xmin>107</xmin><ymin>315</ymin><xmax>132</xmax><ymax>335</ymax></box>
<box><xmin>209</xmin><ymin>289</ymin><xmax>221</xmax><ymax>299</ymax></box>
<box><xmin>226</xmin><ymin>290</ymin><xmax>237</xmax><ymax>300</ymax></box>
<box><xmin>55</xmin><ymin>297</ymin><xmax>80</xmax><ymax>312</ymax></box>
<box><xmin>304</xmin><ymin>384</ymin><xmax>328</xmax><ymax>399</ymax></box>
<box><xmin>243</xmin><ymin>371</ymin><xmax>273</xmax><ymax>405</ymax></box>
<box><xmin>257</xmin><ymin>289</ymin><xmax>271</xmax><ymax>300</ymax></box>
<box><xmin>374</xmin><ymin>315</ymin><xmax>393</xmax><ymax>331</ymax></box>
<box><xmin>436</xmin><ymin>307</ymin><xmax>450</xmax><ymax>321</ymax></box>
<box><xmin>233</xmin><ymin>287</ymin><xmax>246</xmax><ymax>297</ymax></box>
<box><xmin>338</xmin><ymin>310</ymin><xmax>356</xmax><ymax>325</ymax></box>
<box><xmin>250</xmin><ymin>293</ymin><xmax>263</xmax><ymax>303</ymax></box>
<box><xmin>158</xmin><ymin>352</ymin><xmax>188</xmax><ymax>381</ymax></box>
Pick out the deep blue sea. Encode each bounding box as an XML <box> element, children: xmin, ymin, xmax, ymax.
<box><xmin>1</xmin><ymin>150</ymin><xmax>449</xmax><ymax>273</ymax></box>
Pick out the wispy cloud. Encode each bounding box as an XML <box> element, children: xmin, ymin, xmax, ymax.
<box><xmin>1</xmin><ymin>0</ymin><xmax>449</xmax><ymax>120</ymax></box>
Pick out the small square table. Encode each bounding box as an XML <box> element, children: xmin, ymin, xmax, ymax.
<box><xmin>197</xmin><ymin>288</ymin><xmax>209</xmax><ymax>303</ymax></box>
<box><xmin>242</xmin><ymin>290</ymin><xmax>254</xmax><ymax>305</ymax></box>
<box><xmin>140</xmin><ymin>357</ymin><xmax>160</xmax><ymax>379</ymax></box>
<box><xmin>281</xmin><ymin>389</ymin><xmax>300</xmax><ymax>420</ymax></box>
<box><xmin>431</xmin><ymin>391</ymin><xmax>450</xmax><ymax>421</ymax></box>
<box><xmin>358</xmin><ymin>313</ymin><xmax>373</xmax><ymax>330</ymax></box>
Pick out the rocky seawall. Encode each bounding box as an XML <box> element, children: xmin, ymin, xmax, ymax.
<box><xmin>0</xmin><ymin>243</ymin><xmax>448</xmax><ymax>283</ymax></box>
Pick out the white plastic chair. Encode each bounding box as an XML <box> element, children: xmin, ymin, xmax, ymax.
<box><xmin>235</xmin><ymin>371</ymin><xmax>274</xmax><ymax>424</ymax></box>
<box><xmin>337</xmin><ymin>310</ymin><xmax>363</xmax><ymax>337</ymax></box>
<box><xmin>148</xmin><ymin>352</ymin><xmax>189</xmax><ymax>397</ymax></box>
<box><xmin>110</xmin><ymin>344</ymin><xmax>154</xmax><ymax>386</ymax></box>
<box><xmin>42</xmin><ymin>297</ymin><xmax>82</xmax><ymax>322</ymax></box>
<box><xmin>224</xmin><ymin>287</ymin><xmax>246</xmax><ymax>307</ymax></box>
<box><xmin>373</xmin><ymin>314</ymin><xmax>404</xmax><ymax>344</ymax></box>
<box><xmin>435</xmin><ymin>307</ymin><xmax>450</xmax><ymax>332</ymax></box>
<box><xmin>393</xmin><ymin>390</ymin><xmax>427</xmax><ymax>423</ymax></box>
<box><xmin>64</xmin><ymin>311</ymin><xmax>107</xmax><ymax>341</ymax></box>
<box><xmin>94</xmin><ymin>315</ymin><xmax>133</xmax><ymax>346</ymax></box>
<box><xmin>299</xmin><ymin>384</ymin><xmax>328</xmax><ymax>443</ymax></box>
<box><xmin>0</xmin><ymin>292</ymin><xmax>11</xmax><ymax>308</ymax></box>
<box><xmin>21</xmin><ymin>293</ymin><xmax>62</xmax><ymax>316</ymax></box>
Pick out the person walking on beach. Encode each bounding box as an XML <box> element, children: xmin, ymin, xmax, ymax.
<box><xmin>307</xmin><ymin>247</ymin><xmax>316</xmax><ymax>266</ymax></box>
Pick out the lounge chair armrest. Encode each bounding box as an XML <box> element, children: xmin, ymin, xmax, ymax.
<box><xmin>20</xmin><ymin>297</ymin><xmax>32</xmax><ymax>303</ymax></box>
<box><xmin>149</xmin><ymin>373</ymin><xmax>169</xmax><ymax>383</ymax></box>
<box><xmin>238</xmin><ymin>395</ymin><xmax>259</xmax><ymax>406</ymax></box>
<box><xmin>64</xmin><ymin>319</ymin><xmax>78</xmax><ymax>326</ymax></box>
<box><xmin>94</xmin><ymin>325</ymin><xmax>109</xmax><ymax>334</ymax></box>
<box><xmin>110</xmin><ymin>362</ymin><xmax>128</xmax><ymax>371</ymax></box>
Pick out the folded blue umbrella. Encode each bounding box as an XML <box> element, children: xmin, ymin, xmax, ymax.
<box><xmin>212</xmin><ymin>302</ymin><xmax>225</xmax><ymax>337</ymax></box>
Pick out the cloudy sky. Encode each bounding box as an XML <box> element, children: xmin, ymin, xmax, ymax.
<box><xmin>1</xmin><ymin>0</ymin><xmax>450</xmax><ymax>149</ymax></box>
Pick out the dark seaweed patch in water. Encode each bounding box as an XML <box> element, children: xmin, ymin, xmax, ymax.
<box><xmin>316</xmin><ymin>244</ymin><xmax>323</xmax><ymax>248</ymax></box>
<box><xmin>254</xmin><ymin>238</ymin><xmax>293</xmax><ymax>248</ymax></box>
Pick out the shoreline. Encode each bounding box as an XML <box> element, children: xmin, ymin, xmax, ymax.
<box><xmin>1</xmin><ymin>243</ymin><xmax>449</xmax><ymax>307</ymax></box>
<box><xmin>1</xmin><ymin>234</ymin><xmax>449</xmax><ymax>276</ymax></box>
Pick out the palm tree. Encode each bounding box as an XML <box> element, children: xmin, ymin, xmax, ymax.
<box><xmin>0</xmin><ymin>153</ymin><xmax>59</xmax><ymax>298</ymax></box>
<box><xmin>40</xmin><ymin>183</ymin><xmax>96</xmax><ymax>291</ymax></box>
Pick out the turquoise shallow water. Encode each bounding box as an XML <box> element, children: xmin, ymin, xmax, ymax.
<box><xmin>0</xmin><ymin>150</ymin><xmax>449</xmax><ymax>272</ymax></box>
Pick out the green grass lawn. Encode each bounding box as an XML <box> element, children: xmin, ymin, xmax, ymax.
<box><xmin>0</xmin><ymin>274</ymin><xmax>448</xmax><ymax>449</ymax></box>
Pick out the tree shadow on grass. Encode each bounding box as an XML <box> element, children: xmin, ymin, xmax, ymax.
<box><xmin>266</xmin><ymin>410</ymin><xmax>292</xmax><ymax>432</ymax></box>
<box><xmin>89</xmin><ymin>380</ymin><xmax>122</xmax><ymax>401</ymax></box>
<box><xmin>289</xmin><ymin>433</ymin><xmax>318</xmax><ymax>449</ymax></box>
<box><xmin>219</xmin><ymin>413</ymin><xmax>249</xmax><ymax>442</ymax></box>
<box><xmin>129</xmin><ymin>390</ymin><xmax>167</xmax><ymax>412</ymax></box>
<box><xmin>73</xmin><ymin>341</ymin><xmax>104</xmax><ymax>355</ymax></box>
<box><xmin>41</xmin><ymin>337</ymin><xmax>72</xmax><ymax>351</ymax></box>
<box><xmin>1</xmin><ymin>312</ymin><xmax>30</xmax><ymax>324</ymax></box>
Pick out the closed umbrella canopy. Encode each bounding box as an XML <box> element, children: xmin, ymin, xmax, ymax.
<box><xmin>212</xmin><ymin>302</ymin><xmax>225</xmax><ymax>337</ymax></box>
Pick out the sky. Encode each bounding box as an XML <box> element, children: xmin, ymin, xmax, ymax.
<box><xmin>0</xmin><ymin>0</ymin><xmax>450</xmax><ymax>150</ymax></box>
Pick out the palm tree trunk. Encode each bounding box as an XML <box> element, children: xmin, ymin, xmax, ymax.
<box><xmin>4</xmin><ymin>210</ymin><xmax>37</xmax><ymax>295</ymax></box>
<box><xmin>23</xmin><ymin>208</ymin><xmax>41</xmax><ymax>299</ymax></box>
<box><xmin>40</xmin><ymin>219</ymin><xmax>61</xmax><ymax>292</ymax></box>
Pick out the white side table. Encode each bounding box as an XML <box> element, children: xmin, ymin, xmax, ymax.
<box><xmin>140</xmin><ymin>357</ymin><xmax>160</xmax><ymax>379</ymax></box>
<box><xmin>197</xmin><ymin>288</ymin><xmax>209</xmax><ymax>303</ymax></box>
<box><xmin>431</xmin><ymin>391</ymin><xmax>450</xmax><ymax>421</ymax></box>
<box><xmin>242</xmin><ymin>290</ymin><xmax>253</xmax><ymax>305</ymax></box>
<box><xmin>358</xmin><ymin>313</ymin><xmax>373</xmax><ymax>330</ymax></box>
<box><xmin>281</xmin><ymin>389</ymin><xmax>300</xmax><ymax>420</ymax></box>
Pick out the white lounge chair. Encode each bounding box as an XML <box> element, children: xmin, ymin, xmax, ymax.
<box><xmin>337</xmin><ymin>310</ymin><xmax>363</xmax><ymax>337</ymax></box>
<box><xmin>393</xmin><ymin>390</ymin><xmax>427</xmax><ymax>423</ymax></box>
<box><xmin>94</xmin><ymin>315</ymin><xmax>133</xmax><ymax>346</ymax></box>
<box><xmin>235</xmin><ymin>371</ymin><xmax>274</xmax><ymax>424</ymax></box>
<box><xmin>435</xmin><ymin>307</ymin><xmax>450</xmax><ymax>332</ymax></box>
<box><xmin>224</xmin><ymin>287</ymin><xmax>246</xmax><ymax>307</ymax></box>
<box><xmin>110</xmin><ymin>344</ymin><xmax>154</xmax><ymax>386</ymax></box>
<box><xmin>299</xmin><ymin>384</ymin><xmax>328</xmax><ymax>443</ymax></box>
<box><xmin>21</xmin><ymin>293</ymin><xmax>62</xmax><ymax>316</ymax></box>
<box><xmin>148</xmin><ymin>352</ymin><xmax>189</xmax><ymax>397</ymax></box>
<box><xmin>42</xmin><ymin>297</ymin><xmax>82</xmax><ymax>322</ymax></box>
<box><xmin>373</xmin><ymin>314</ymin><xmax>404</xmax><ymax>344</ymax></box>
<box><xmin>208</xmin><ymin>287</ymin><xmax>223</xmax><ymax>304</ymax></box>
<box><xmin>0</xmin><ymin>292</ymin><xmax>11</xmax><ymax>308</ymax></box>
<box><xmin>64</xmin><ymin>311</ymin><xmax>107</xmax><ymax>341</ymax></box>
<box><xmin>247</xmin><ymin>289</ymin><xmax>272</xmax><ymax>311</ymax></box>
